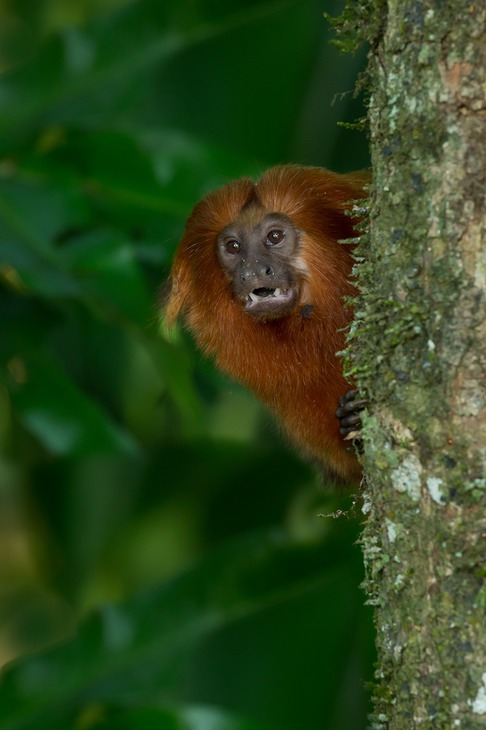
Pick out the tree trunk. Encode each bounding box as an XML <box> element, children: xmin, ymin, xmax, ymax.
<box><xmin>350</xmin><ymin>2</ymin><xmax>486</xmax><ymax>727</ymax></box>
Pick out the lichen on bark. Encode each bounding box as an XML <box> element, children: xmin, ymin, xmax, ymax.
<box><xmin>334</xmin><ymin>1</ymin><xmax>486</xmax><ymax>727</ymax></box>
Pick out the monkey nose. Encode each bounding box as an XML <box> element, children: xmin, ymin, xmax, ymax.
<box><xmin>240</xmin><ymin>267</ymin><xmax>255</xmax><ymax>282</ymax></box>
<box><xmin>240</xmin><ymin>264</ymin><xmax>274</xmax><ymax>282</ymax></box>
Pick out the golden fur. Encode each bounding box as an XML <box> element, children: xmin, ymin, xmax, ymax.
<box><xmin>166</xmin><ymin>165</ymin><xmax>368</xmax><ymax>484</ymax></box>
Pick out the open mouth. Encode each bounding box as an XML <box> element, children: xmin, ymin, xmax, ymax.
<box><xmin>244</xmin><ymin>287</ymin><xmax>296</xmax><ymax>316</ymax></box>
<box><xmin>248</xmin><ymin>287</ymin><xmax>289</xmax><ymax>302</ymax></box>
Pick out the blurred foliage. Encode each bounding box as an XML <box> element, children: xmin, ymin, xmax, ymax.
<box><xmin>0</xmin><ymin>0</ymin><xmax>372</xmax><ymax>729</ymax></box>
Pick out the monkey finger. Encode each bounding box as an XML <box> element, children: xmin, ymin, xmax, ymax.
<box><xmin>338</xmin><ymin>390</ymin><xmax>367</xmax><ymax>411</ymax></box>
<box><xmin>349</xmin><ymin>398</ymin><xmax>367</xmax><ymax>410</ymax></box>
<box><xmin>335</xmin><ymin>399</ymin><xmax>367</xmax><ymax>418</ymax></box>
<box><xmin>338</xmin><ymin>389</ymin><xmax>359</xmax><ymax>408</ymax></box>
<box><xmin>339</xmin><ymin>413</ymin><xmax>362</xmax><ymax>428</ymax></box>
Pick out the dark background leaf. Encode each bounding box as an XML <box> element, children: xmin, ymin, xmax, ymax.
<box><xmin>0</xmin><ymin>1</ymin><xmax>372</xmax><ymax>729</ymax></box>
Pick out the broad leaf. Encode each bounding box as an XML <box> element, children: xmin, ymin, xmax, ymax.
<box><xmin>0</xmin><ymin>527</ymin><xmax>358</xmax><ymax>730</ymax></box>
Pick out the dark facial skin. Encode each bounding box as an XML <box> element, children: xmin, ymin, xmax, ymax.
<box><xmin>217</xmin><ymin>206</ymin><xmax>300</xmax><ymax>320</ymax></box>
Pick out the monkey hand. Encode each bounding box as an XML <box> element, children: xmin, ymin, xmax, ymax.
<box><xmin>336</xmin><ymin>390</ymin><xmax>367</xmax><ymax>443</ymax></box>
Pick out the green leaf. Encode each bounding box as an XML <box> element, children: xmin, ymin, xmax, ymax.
<box><xmin>0</xmin><ymin>289</ymin><xmax>60</xmax><ymax>361</ymax></box>
<box><xmin>63</xmin><ymin>128</ymin><xmax>263</xmax><ymax>227</ymax></box>
<box><xmin>0</xmin><ymin>180</ymin><xmax>82</xmax><ymax>299</ymax></box>
<box><xmin>90</xmin><ymin>704</ymin><xmax>267</xmax><ymax>730</ymax></box>
<box><xmin>60</xmin><ymin>229</ymin><xmax>152</xmax><ymax>325</ymax></box>
<box><xmin>147</xmin><ymin>337</ymin><xmax>204</xmax><ymax>438</ymax></box>
<box><xmin>10</xmin><ymin>353</ymin><xmax>137</xmax><ymax>456</ymax></box>
<box><xmin>0</xmin><ymin>1</ymin><xmax>291</xmax><ymax>154</ymax></box>
<box><xmin>0</xmin><ymin>527</ymin><xmax>358</xmax><ymax>730</ymax></box>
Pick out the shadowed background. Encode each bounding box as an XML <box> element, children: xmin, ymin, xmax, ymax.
<box><xmin>0</xmin><ymin>1</ymin><xmax>373</xmax><ymax>729</ymax></box>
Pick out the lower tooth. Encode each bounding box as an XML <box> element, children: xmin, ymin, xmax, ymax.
<box><xmin>274</xmin><ymin>288</ymin><xmax>281</xmax><ymax>297</ymax></box>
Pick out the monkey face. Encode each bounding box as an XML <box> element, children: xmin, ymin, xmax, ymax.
<box><xmin>217</xmin><ymin>207</ymin><xmax>300</xmax><ymax>320</ymax></box>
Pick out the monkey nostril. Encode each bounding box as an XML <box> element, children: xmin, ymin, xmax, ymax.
<box><xmin>265</xmin><ymin>265</ymin><xmax>273</xmax><ymax>276</ymax></box>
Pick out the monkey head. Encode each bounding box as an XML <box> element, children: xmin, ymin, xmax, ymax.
<box><xmin>217</xmin><ymin>204</ymin><xmax>300</xmax><ymax>320</ymax></box>
<box><xmin>165</xmin><ymin>165</ymin><xmax>366</xmax><ymax>336</ymax></box>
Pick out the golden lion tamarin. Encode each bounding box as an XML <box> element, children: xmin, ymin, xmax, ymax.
<box><xmin>166</xmin><ymin>165</ymin><xmax>367</xmax><ymax>485</ymax></box>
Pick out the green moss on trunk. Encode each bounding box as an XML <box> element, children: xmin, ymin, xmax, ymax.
<box><xmin>334</xmin><ymin>1</ymin><xmax>486</xmax><ymax>727</ymax></box>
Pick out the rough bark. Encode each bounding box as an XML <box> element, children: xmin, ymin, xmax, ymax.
<box><xmin>346</xmin><ymin>1</ymin><xmax>486</xmax><ymax>728</ymax></box>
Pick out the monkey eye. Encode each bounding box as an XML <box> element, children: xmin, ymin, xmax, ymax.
<box><xmin>266</xmin><ymin>229</ymin><xmax>284</xmax><ymax>245</ymax></box>
<box><xmin>224</xmin><ymin>239</ymin><xmax>241</xmax><ymax>254</ymax></box>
